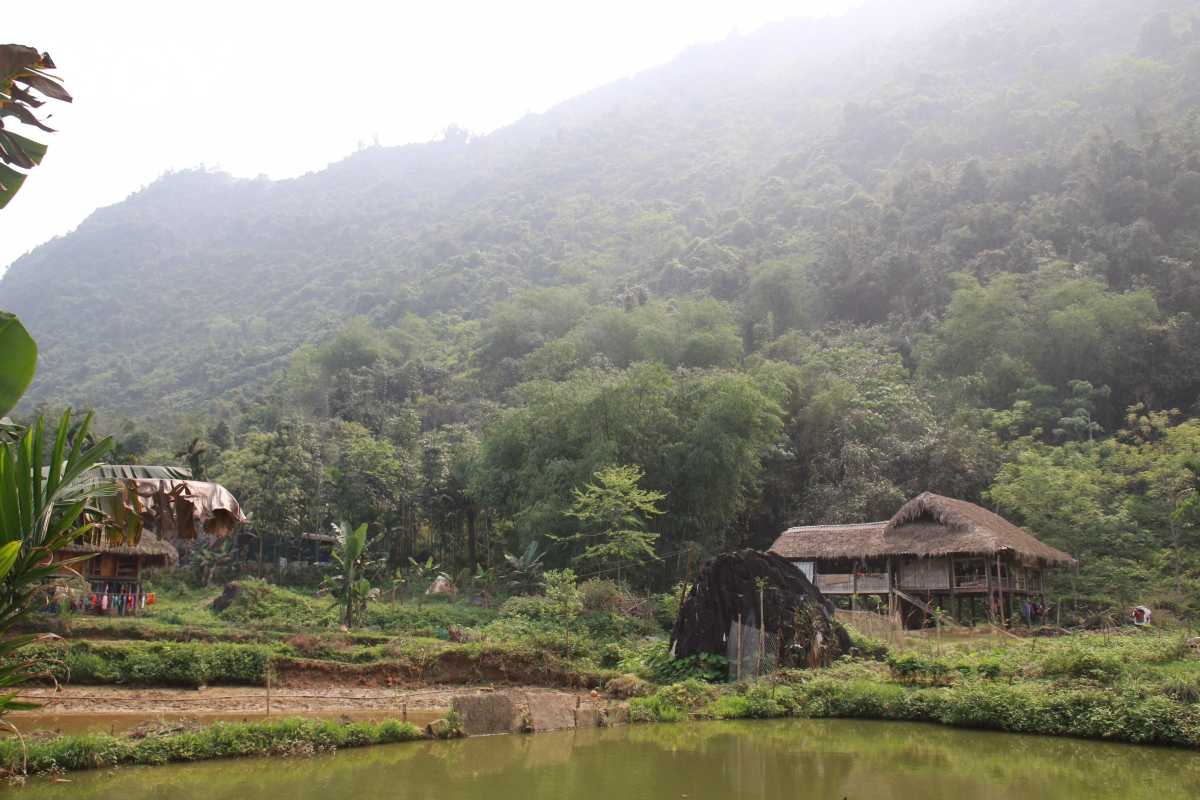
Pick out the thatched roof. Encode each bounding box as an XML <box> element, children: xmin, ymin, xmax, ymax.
<box><xmin>770</xmin><ymin>522</ymin><xmax>888</xmax><ymax>560</ymax></box>
<box><xmin>770</xmin><ymin>492</ymin><xmax>1075</xmax><ymax>566</ymax></box>
<box><xmin>60</xmin><ymin>537</ymin><xmax>179</xmax><ymax>567</ymax></box>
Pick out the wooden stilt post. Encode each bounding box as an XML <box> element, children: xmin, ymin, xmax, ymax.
<box><xmin>996</xmin><ymin>554</ymin><xmax>1006</xmax><ymax>629</ymax></box>
<box><xmin>949</xmin><ymin>560</ymin><xmax>957</xmax><ymax>624</ymax></box>
<box><xmin>266</xmin><ymin>667</ymin><xmax>271</xmax><ymax>718</ymax></box>
<box><xmin>985</xmin><ymin>558</ymin><xmax>995</xmax><ymax>626</ymax></box>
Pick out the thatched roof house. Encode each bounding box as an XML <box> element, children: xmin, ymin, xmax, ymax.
<box><xmin>772</xmin><ymin>493</ymin><xmax>1074</xmax><ymax>567</ymax></box>
<box><xmin>52</xmin><ymin>465</ymin><xmax>246</xmax><ymax>613</ymax></box>
<box><xmin>769</xmin><ymin>493</ymin><xmax>1073</xmax><ymax>627</ymax></box>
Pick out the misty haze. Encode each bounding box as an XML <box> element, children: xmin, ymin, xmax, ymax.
<box><xmin>3</xmin><ymin>0</ymin><xmax>1200</xmax><ymax>792</ymax></box>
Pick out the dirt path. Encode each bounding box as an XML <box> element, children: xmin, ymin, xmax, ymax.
<box><xmin>9</xmin><ymin>684</ymin><xmax>597</xmax><ymax>736</ymax></box>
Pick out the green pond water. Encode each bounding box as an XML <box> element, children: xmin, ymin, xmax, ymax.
<box><xmin>15</xmin><ymin>719</ymin><xmax>1200</xmax><ymax>800</ymax></box>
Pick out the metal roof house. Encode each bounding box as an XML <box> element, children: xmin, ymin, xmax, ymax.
<box><xmin>769</xmin><ymin>493</ymin><xmax>1074</xmax><ymax>628</ymax></box>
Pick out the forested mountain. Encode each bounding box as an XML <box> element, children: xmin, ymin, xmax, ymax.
<box><xmin>6</xmin><ymin>0</ymin><xmax>1200</xmax><ymax>610</ymax></box>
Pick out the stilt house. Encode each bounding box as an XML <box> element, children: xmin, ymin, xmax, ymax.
<box><xmin>768</xmin><ymin>493</ymin><xmax>1075</xmax><ymax>627</ymax></box>
<box><xmin>51</xmin><ymin>464</ymin><xmax>247</xmax><ymax>615</ymax></box>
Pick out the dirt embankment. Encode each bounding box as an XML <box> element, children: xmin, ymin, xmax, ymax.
<box><xmin>13</xmin><ymin>644</ymin><xmax>611</xmax><ymax>734</ymax></box>
<box><xmin>13</xmin><ymin>683</ymin><xmax>613</xmax><ymax>737</ymax></box>
<box><xmin>272</xmin><ymin>647</ymin><xmax>601</xmax><ymax>690</ymax></box>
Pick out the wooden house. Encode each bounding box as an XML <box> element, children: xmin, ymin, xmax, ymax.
<box><xmin>769</xmin><ymin>493</ymin><xmax>1075</xmax><ymax>628</ymax></box>
<box><xmin>51</xmin><ymin>464</ymin><xmax>247</xmax><ymax>615</ymax></box>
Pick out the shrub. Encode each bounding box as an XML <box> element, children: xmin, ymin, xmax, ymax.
<box><xmin>0</xmin><ymin>717</ymin><xmax>422</xmax><ymax>774</ymax></box>
<box><xmin>580</xmin><ymin>579</ymin><xmax>624</xmax><ymax>612</ymax></box>
<box><xmin>975</xmin><ymin>657</ymin><xmax>1003</xmax><ymax>680</ymax></box>
<box><xmin>629</xmin><ymin>679</ymin><xmax>716</xmax><ymax>722</ymax></box>
<box><xmin>31</xmin><ymin>641</ymin><xmax>271</xmax><ymax>686</ymax></box>
<box><xmin>499</xmin><ymin>595</ymin><xmax>547</xmax><ymax>621</ymax></box>
<box><xmin>608</xmin><ymin>673</ymin><xmax>653</xmax><ymax>699</ymax></box>
<box><xmin>886</xmin><ymin>652</ymin><xmax>931</xmax><ymax>685</ymax></box>
<box><xmin>217</xmin><ymin>581</ymin><xmax>329</xmax><ymax>628</ymax></box>
<box><xmin>1041</xmin><ymin>647</ymin><xmax>1123</xmax><ymax>682</ymax></box>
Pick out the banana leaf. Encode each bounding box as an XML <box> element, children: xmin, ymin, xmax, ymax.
<box><xmin>0</xmin><ymin>312</ymin><xmax>36</xmax><ymax>417</ymax></box>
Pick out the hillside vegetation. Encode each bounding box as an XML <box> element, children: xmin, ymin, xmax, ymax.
<box><xmin>5</xmin><ymin>0</ymin><xmax>1200</xmax><ymax>610</ymax></box>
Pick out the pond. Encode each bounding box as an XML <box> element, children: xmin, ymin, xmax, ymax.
<box><xmin>16</xmin><ymin>718</ymin><xmax>1200</xmax><ymax>799</ymax></box>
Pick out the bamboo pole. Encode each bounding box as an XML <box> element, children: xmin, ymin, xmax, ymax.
<box><xmin>736</xmin><ymin>614</ymin><xmax>743</xmax><ymax>681</ymax></box>
<box><xmin>758</xmin><ymin>585</ymin><xmax>765</xmax><ymax>678</ymax></box>
<box><xmin>674</xmin><ymin>543</ymin><xmax>694</xmax><ymax>633</ymax></box>
<box><xmin>266</xmin><ymin>668</ymin><xmax>271</xmax><ymax>718</ymax></box>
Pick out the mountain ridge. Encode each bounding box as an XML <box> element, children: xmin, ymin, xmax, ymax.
<box><xmin>1</xmin><ymin>0</ymin><xmax>1192</xmax><ymax>415</ymax></box>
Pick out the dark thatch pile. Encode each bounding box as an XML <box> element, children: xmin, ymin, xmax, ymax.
<box><xmin>669</xmin><ymin>549</ymin><xmax>851</xmax><ymax>662</ymax></box>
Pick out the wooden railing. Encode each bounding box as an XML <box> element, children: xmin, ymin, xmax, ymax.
<box><xmin>814</xmin><ymin>573</ymin><xmax>890</xmax><ymax>594</ymax></box>
<box><xmin>812</xmin><ymin>572</ymin><xmax>1043</xmax><ymax>595</ymax></box>
<box><xmin>954</xmin><ymin>574</ymin><xmax>1043</xmax><ymax>592</ymax></box>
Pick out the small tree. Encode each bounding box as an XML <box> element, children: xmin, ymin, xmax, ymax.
<box><xmin>542</xmin><ymin>569</ymin><xmax>584</xmax><ymax>660</ymax></box>
<box><xmin>561</xmin><ymin>464</ymin><xmax>665</xmax><ymax>588</ymax></box>
<box><xmin>1054</xmin><ymin>380</ymin><xmax>1111</xmax><ymax>442</ymax></box>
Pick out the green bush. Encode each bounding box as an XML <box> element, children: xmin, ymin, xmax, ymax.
<box><xmin>499</xmin><ymin>595</ymin><xmax>547</xmax><ymax>621</ymax></box>
<box><xmin>29</xmin><ymin>641</ymin><xmax>272</xmax><ymax>686</ymax></box>
<box><xmin>1041</xmin><ymin>647</ymin><xmax>1124</xmax><ymax>682</ymax></box>
<box><xmin>629</xmin><ymin>679</ymin><xmax>717</xmax><ymax>722</ymax></box>
<box><xmin>365</xmin><ymin>603</ymin><xmax>496</xmax><ymax>636</ymax></box>
<box><xmin>217</xmin><ymin>582</ymin><xmax>330</xmax><ymax>628</ymax></box>
<box><xmin>885</xmin><ymin>652</ymin><xmax>932</xmax><ymax>685</ymax></box>
<box><xmin>975</xmin><ymin>657</ymin><xmax>1003</xmax><ymax>679</ymax></box>
<box><xmin>580</xmin><ymin>579</ymin><xmax>624</xmax><ymax>612</ymax></box>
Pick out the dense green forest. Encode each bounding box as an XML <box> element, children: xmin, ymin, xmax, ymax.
<box><xmin>5</xmin><ymin>0</ymin><xmax>1200</xmax><ymax>611</ymax></box>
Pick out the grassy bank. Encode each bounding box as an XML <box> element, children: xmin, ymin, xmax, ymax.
<box><xmin>17</xmin><ymin>578</ymin><xmax>658</xmax><ymax>689</ymax></box>
<box><xmin>0</xmin><ymin>716</ymin><xmax>422</xmax><ymax>775</ymax></box>
<box><xmin>629</xmin><ymin>633</ymin><xmax>1200</xmax><ymax>748</ymax></box>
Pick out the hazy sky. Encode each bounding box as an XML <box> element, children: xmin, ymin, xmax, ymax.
<box><xmin>2</xmin><ymin>1</ymin><xmax>862</xmax><ymax>273</ymax></box>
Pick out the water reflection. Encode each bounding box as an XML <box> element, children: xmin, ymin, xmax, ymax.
<box><xmin>17</xmin><ymin>718</ymin><xmax>1200</xmax><ymax>800</ymax></box>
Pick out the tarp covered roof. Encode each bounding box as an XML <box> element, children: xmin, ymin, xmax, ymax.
<box><xmin>76</xmin><ymin>466</ymin><xmax>247</xmax><ymax>547</ymax></box>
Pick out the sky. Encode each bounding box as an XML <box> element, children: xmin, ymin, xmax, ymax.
<box><xmin>2</xmin><ymin>1</ymin><xmax>863</xmax><ymax>273</ymax></box>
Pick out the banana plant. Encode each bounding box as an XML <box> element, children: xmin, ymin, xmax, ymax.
<box><xmin>504</xmin><ymin>540</ymin><xmax>545</xmax><ymax>590</ymax></box>
<box><xmin>407</xmin><ymin>555</ymin><xmax>439</xmax><ymax>610</ymax></box>
<box><xmin>1</xmin><ymin>45</ymin><xmax>71</xmax><ymax>209</ymax></box>
<box><xmin>0</xmin><ymin>410</ymin><xmax>114</xmax><ymax>739</ymax></box>
<box><xmin>474</xmin><ymin>563</ymin><xmax>504</xmax><ymax>610</ymax></box>
<box><xmin>193</xmin><ymin>537</ymin><xmax>234</xmax><ymax>588</ymax></box>
<box><xmin>322</xmin><ymin>522</ymin><xmax>375</xmax><ymax>628</ymax></box>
